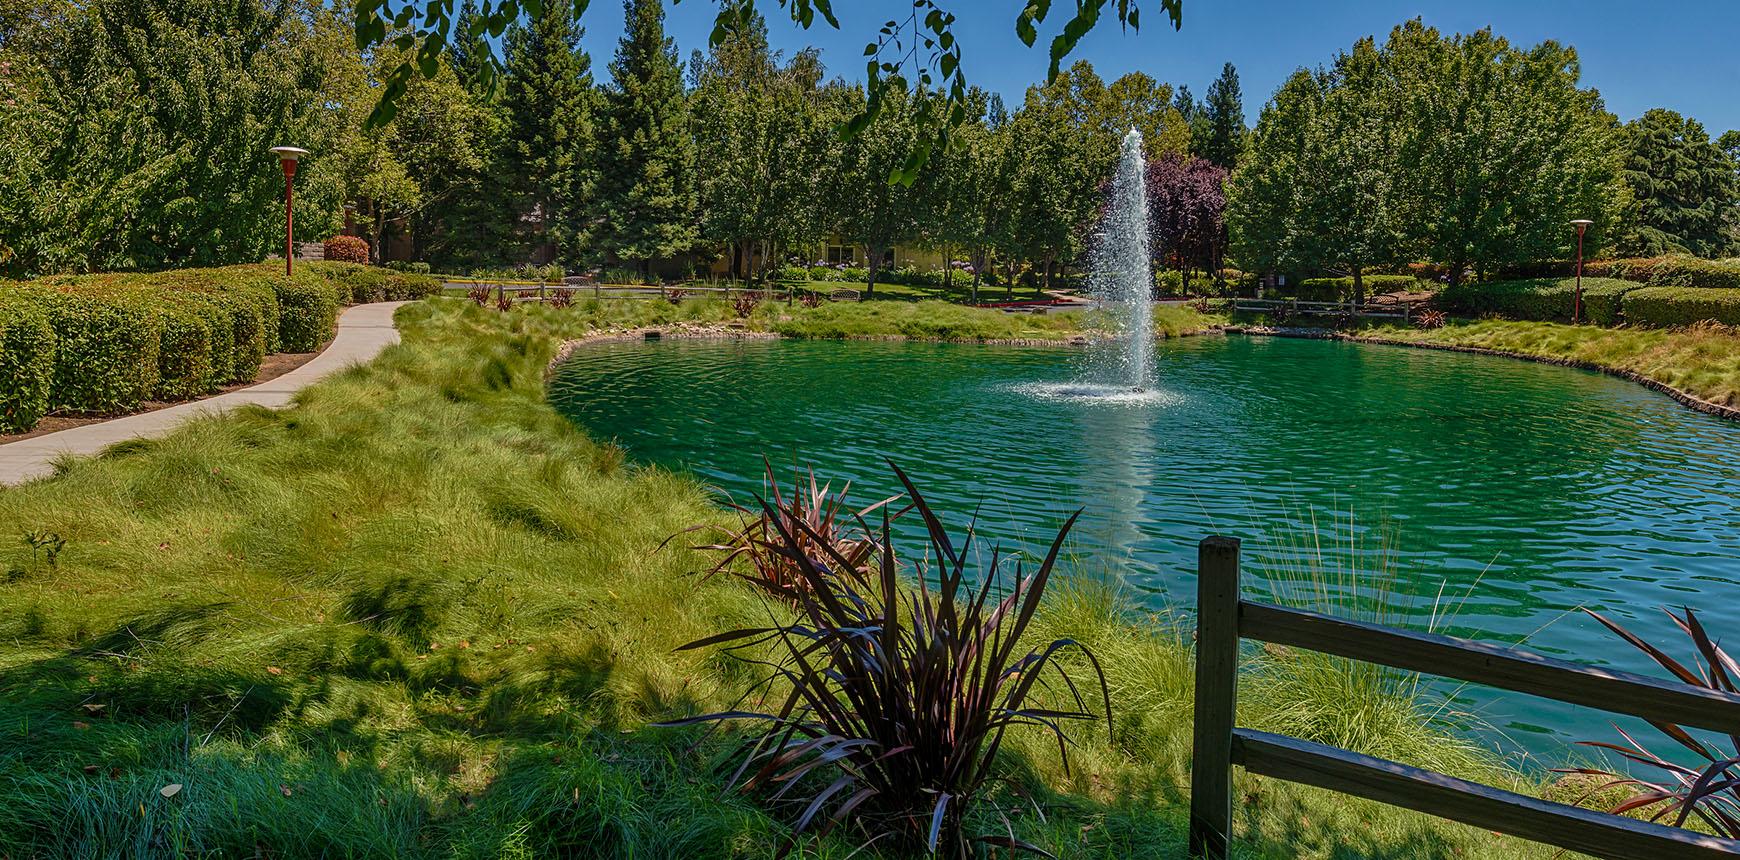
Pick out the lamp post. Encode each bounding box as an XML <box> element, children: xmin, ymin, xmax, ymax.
<box><xmin>269</xmin><ymin>146</ymin><xmax>309</xmax><ymax>276</ymax></box>
<box><xmin>1570</xmin><ymin>219</ymin><xmax>1593</xmax><ymax>324</ymax></box>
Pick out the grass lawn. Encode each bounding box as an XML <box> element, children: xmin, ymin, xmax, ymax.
<box><xmin>1362</xmin><ymin>319</ymin><xmax>1740</xmax><ymax>409</ymax></box>
<box><xmin>0</xmin><ymin>298</ymin><xmax>1604</xmax><ymax>858</ymax></box>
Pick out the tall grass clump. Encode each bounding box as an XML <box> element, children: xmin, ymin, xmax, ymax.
<box><xmin>1235</xmin><ymin>510</ymin><xmax>1514</xmax><ymax>785</ymax></box>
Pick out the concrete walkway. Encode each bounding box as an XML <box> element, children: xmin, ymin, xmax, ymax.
<box><xmin>0</xmin><ymin>301</ymin><xmax>407</xmax><ymax>486</ymax></box>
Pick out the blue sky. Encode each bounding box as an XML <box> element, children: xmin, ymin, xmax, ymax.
<box><xmin>570</xmin><ymin>0</ymin><xmax>1740</xmax><ymax>134</ymax></box>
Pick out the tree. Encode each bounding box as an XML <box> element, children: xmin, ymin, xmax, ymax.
<box><xmin>500</xmin><ymin>3</ymin><xmax>599</xmax><ymax>266</ymax></box>
<box><xmin>594</xmin><ymin>0</ymin><xmax>696</xmax><ymax>278</ymax></box>
<box><xmin>1146</xmin><ymin>154</ymin><xmax>1227</xmax><ymax>292</ymax></box>
<box><xmin>1003</xmin><ymin>61</ymin><xmax>1117</xmax><ymax>292</ymax></box>
<box><xmin>690</xmin><ymin>16</ymin><xmax>835</xmax><ymax>279</ymax></box>
<box><xmin>1383</xmin><ymin>20</ymin><xmax>1621</xmax><ymax>282</ymax></box>
<box><xmin>1616</xmin><ymin>109</ymin><xmax>1738</xmax><ymax>258</ymax></box>
<box><xmin>1229</xmin><ymin>19</ymin><xmax>1623</xmax><ymax>290</ymax></box>
<box><xmin>0</xmin><ymin>0</ymin><xmax>336</xmax><ymax>276</ymax></box>
<box><xmin>826</xmin><ymin>85</ymin><xmax>931</xmax><ymax>295</ymax></box>
<box><xmin>1197</xmin><ymin>62</ymin><xmax>1244</xmax><ymax>169</ymax></box>
<box><xmin>352</xmin><ymin>0</ymin><xmax>1187</xmax><ymax>180</ymax></box>
<box><xmin>1098</xmin><ymin>72</ymin><xmax>1190</xmax><ymax>158</ymax></box>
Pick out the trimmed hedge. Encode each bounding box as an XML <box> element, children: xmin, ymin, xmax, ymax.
<box><xmin>1622</xmin><ymin>287</ymin><xmax>1740</xmax><ymax>327</ymax></box>
<box><xmin>1591</xmin><ymin>256</ymin><xmax>1740</xmax><ymax>290</ymax></box>
<box><xmin>273</xmin><ymin>274</ymin><xmax>341</xmax><ymax>352</ymax></box>
<box><xmin>25</xmin><ymin>287</ymin><xmax>162</xmax><ymax>414</ymax></box>
<box><xmin>306</xmin><ymin>262</ymin><xmax>441</xmax><ymax>304</ymax></box>
<box><xmin>0</xmin><ymin>263</ymin><xmax>423</xmax><ymax>432</ymax></box>
<box><xmin>0</xmin><ymin>296</ymin><xmax>55</xmax><ymax>433</ymax></box>
<box><xmin>1436</xmin><ymin>277</ymin><xmax>1637</xmax><ymax>326</ymax></box>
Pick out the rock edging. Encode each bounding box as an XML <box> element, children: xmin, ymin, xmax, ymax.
<box><xmin>1226</xmin><ymin>324</ymin><xmax>1740</xmax><ymax>423</ymax></box>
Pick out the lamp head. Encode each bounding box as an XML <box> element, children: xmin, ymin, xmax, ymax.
<box><xmin>269</xmin><ymin>146</ymin><xmax>309</xmax><ymax>162</ymax></box>
<box><xmin>1570</xmin><ymin>218</ymin><xmax>1593</xmax><ymax>236</ymax></box>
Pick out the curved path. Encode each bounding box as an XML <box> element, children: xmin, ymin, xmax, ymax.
<box><xmin>0</xmin><ymin>301</ymin><xmax>407</xmax><ymax>487</ymax></box>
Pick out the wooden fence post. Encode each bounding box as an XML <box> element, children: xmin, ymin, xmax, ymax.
<box><xmin>1191</xmin><ymin>535</ymin><xmax>1241</xmax><ymax>859</ymax></box>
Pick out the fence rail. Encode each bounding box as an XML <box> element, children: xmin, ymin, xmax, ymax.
<box><xmin>1189</xmin><ymin>535</ymin><xmax>1740</xmax><ymax>860</ymax></box>
<box><xmin>1229</xmin><ymin>296</ymin><xmax>1425</xmax><ymax>321</ymax></box>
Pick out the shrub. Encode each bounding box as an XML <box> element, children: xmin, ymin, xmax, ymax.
<box><xmin>1413</xmin><ymin>308</ymin><xmax>1447</xmax><ymax>329</ymax></box>
<box><xmin>1437</xmin><ymin>277</ymin><xmax>1636</xmax><ymax>326</ymax></box>
<box><xmin>151</xmin><ymin>293</ymin><xmax>224</xmax><ymax>400</ymax></box>
<box><xmin>1590</xmin><ymin>255</ymin><xmax>1740</xmax><ymax>290</ymax></box>
<box><xmin>384</xmin><ymin>260</ymin><xmax>432</xmax><ymax>274</ymax></box>
<box><xmin>665</xmin><ymin>288</ymin><xmax>688</xmax><ymax>305</ymax></box>
<box><xmin>663</xmin><ymin>466</ymin><xmax>1110</xmax><ymax>857</ymax></box>
<box><xmin>273</xmin><ymin>274</ymin><xmax>341</xmax><ymax>352</ymax></box>
<box><xmin>547</xmin><ymin>288</ymin><xmax>575</xmax><ymax>309</ymax></box>
<box><xmin>467</xmin><ymin>286</ymin><xmax>492</xmax><ymax>306</ymax></box>
<box><xmin>682</xmin><ymin>460</ymin><xmax>897</xmax><ymax>600</ymax></box>
<box><xmin>1564</xmin><ymin>607</ymin><xmax>1739</xmax><ymax>839</ymax></box>
<box><xmin>770</xmin><ymin>265</ymin><xmax>809</xmax><ymax>282</ymax></box>
<box><xmin>383</xmin><ymin>272</ymin><xmax>440</xmax><ymax>301</ymax></box>
<box><xmin>0</xmin><ymin>296</ymin><xmax>55</xmax><ymax>433</ymax></box>
<box><xmin>732</xmin><ymin>293</ymin><xmax>760</xmax><ymax>318</ymax></box>
<box><xmin>28</xmin><ymin>288</ymin><xmax>162</xmax><ymax>414</ymax></box>
<box><xmin>323</xmin><ymin>235</ymin><xmax>370</xmax><ymax>264</ymax></box>
<box><xmin>841</xmin><ymin>266</ymin><xmax>869</xmax><ymax>282</ymax></box>
<box><xmin>1622</xmin><ymin>286</ymin><xmax>1740</xmax><ymax>327</ymax></box>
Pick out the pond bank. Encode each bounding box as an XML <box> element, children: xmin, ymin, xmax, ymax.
<box><xmin>1228</xmin><ymin>321</ymin><xmax>1740</xmax><ymax>423</ymax></box>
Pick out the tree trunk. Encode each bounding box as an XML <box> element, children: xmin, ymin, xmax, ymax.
<box><xmin>732</xmin><ymin>242</ymin><xmax>744</xmax><ymax>281</ymax></box>
<box><xmin>1352</xmin><ymin>267</ymin><xmax>1365</xmax><ymax>310</ymax></box>
<box><xmin>944</xmin><ymin>247</ymin><xmax>954</xmax><ymax>290</ymax></box>
<box><xmin>865</xmin><ymin>244</ymin><xmax>881</xmax><ymax>297</ymax></box>
<box><xmin>1043</xmin><ymin>253</ymin><xmax>1055</xmax><ymax>295</ymax></box>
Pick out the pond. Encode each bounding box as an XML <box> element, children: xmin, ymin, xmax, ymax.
<box><xmin>548</xmin><ymin>334</ymin><xmax>1740</xmax><ymax>764</ymax></box>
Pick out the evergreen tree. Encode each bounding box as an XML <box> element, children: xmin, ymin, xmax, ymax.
<box><xmin>500</xmin><ymin>3</ymin><xmax>599</xmax><ymax>266</ymax></box>
<box><xmin>595</xmin><ymin>0</ymin><xmax>696</xmax><ymax>278</ymax></box>
<box><xmin>1198</xmin><ymin>62</ymin><xmax>1245</xmax><ymax>169</ymax></box>
<box><xmin>449</xmin><ymin>0</ymin><xmax>495</xmax><ymax>95</ymax></box>
<box><xmin>1616</xmin><ymin>109</ymin><xmax>1738</xmax><ymax>258</ymax></box>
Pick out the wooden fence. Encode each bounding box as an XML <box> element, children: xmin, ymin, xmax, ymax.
<box><xmin>1229</xmin><ymin>296</ymin><xmax>1426</xmax><ymax>321</ymax></box>
<box><xmin>1189</xmin><ymin>536</ymin><xmax>1740</xmax><ymax>860</ymax></box>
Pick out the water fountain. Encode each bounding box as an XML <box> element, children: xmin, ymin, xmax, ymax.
<box><xmin>1092</xmin><ymin>128</ymin><xmax>1157</xmax><ymax>392</ymax></box>
<box><xmin>1020</xmin><ymin>128</ymin><xmax>1164</xmax><ymax>404</ymax></box>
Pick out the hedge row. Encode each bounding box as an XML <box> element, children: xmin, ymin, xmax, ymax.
<box><xmin>1622</xmin><ymin>287</ymin><xmax>1740</xmax><ymax>327</ymax></box>
<box><xmin>305</xmin><ymin>262</ymin><xmax>442</xmax><ymax>305</ymax></box>
<box><xmin>1437</xmin><ymin>277</ymin><xmax>1740</xmax><ymax>328</ymax></box>
<box><xmin>0</xmin><ymin>296</ymin><xmax>55</xmax><ymax>433</ymax></box>
<box><xmin>0</xmin><ymin>263</ymin><xmax>433</xmax><ymax>432</ymax></box>
<box><xmin>1589</xmin><ymin>256</ymin><xmax>1740</xmax><ymax>290</ymax></box>
<box><xmin>1437</xmin><ymin>277</ymin><xmax>1637</xmax><ymax>326</ymax></box>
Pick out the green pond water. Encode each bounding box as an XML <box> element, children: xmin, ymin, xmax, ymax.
<box><xmin>548</xmin><ymin>334</ymin><xmax>1740</xmax><ymax>763</ymax></box>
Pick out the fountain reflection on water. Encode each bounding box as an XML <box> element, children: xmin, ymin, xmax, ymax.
<box><xmin>1020</xmin><ymin>128</ymin><xmax>1169</xmax><ymax>405</ymax></box>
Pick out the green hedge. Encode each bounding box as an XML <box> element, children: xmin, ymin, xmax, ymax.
<box><xmin>1622</xmin><ymin>287</ymin><xmax>1740</xmax><ymax>327</ymax></box>
<box><xmin>1591</xmin><ymin>256</ymin><xmax>1740</xmax><ymax>290</ymax></box>
<box><xmin>0</xmin><ymin>263</ymin><xmax>432</xmax><ymax>432</ymax></box>
<box><xmin>1436</xmin><ymin>277</ymin><xmax>1637</xmax><ymax>326</ymax></box>
<box><xmin>1295</xmin><ymin>275</ymin><xmax>1422</xmax><ymax>301</ymax></box>
<box><xmin>26</xmin><ymin>287</ymin><xmax>162</xmax><ymax>414</ymax></box>
<box><xmin>307</xmin><ymin>262</ymin><xmax>441</xmax><ymax>304</ymax></box>
<box><xmin>0</xmin><ymin>296</ymin><xmax>55</xmax><ymax>433</ymax></box>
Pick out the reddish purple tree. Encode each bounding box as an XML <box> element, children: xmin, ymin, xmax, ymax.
<box><xmin>1146</xmin><ymin>153</ymin><xmax>1229</xmax><ymax>294</ymax></box>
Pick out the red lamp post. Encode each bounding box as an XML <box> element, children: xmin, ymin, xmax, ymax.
<box><xmin>270</xmin><ymin>146</ymin><xmax>309</xmax><ymax>276</ymax></box>
<box><xmin>1570</xmin><ymin>219</ymin><xmax>1593</xmax><ymax>324</ymax></box>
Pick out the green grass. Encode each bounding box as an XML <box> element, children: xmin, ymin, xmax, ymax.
<box><xmin>0</xmin><ymin>298</ymin><xmax>1594</xmax><ymax>858</ymax></box>
<box><xmin>1363</xmin><ymin>319</ymin><xmax>1740</xmax><ymax>408</ymax></box>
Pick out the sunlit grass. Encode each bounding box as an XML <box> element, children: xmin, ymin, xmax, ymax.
<box><xmin>1368</xmin><ymin>319</ymin><xmax>1740</xmax><ymax>408</ymax></box>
